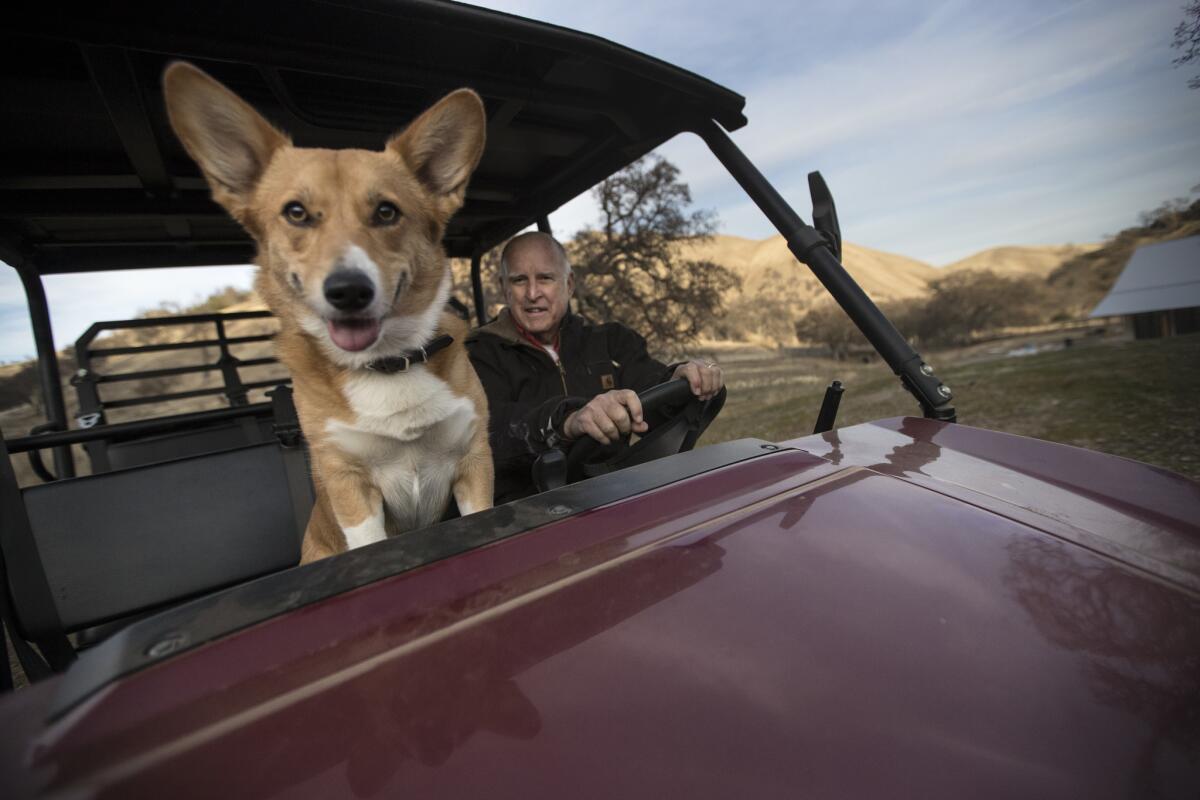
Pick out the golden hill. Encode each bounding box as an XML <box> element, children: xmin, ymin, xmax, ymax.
<box><xmin>943</xmin><ymin>244</ymin><xmax>1101</xmax><ymax>277</ymax></box>
<box><xmin>678</xmin><ymin>235</ymin><xmax>1111</xmax><ymax>347</ymax></box>
<box><xmin>678</xmin><ymin>233</ymin><xmax>937</xmax><ymax>303</ymax></box>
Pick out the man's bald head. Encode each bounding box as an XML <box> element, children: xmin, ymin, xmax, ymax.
<box><xmin>500</xmin><ymin>232</ymin><xmax>570</xmax><ymax>283</ymax></box>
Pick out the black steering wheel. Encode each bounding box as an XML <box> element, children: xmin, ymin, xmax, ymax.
<box><xmin>533</xmin><ymin>379</ymin><xmax>726</xmax><ymax>491</ymax></box>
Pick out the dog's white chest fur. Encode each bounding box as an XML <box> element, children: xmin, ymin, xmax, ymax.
<box><xmin>325</xmin><ymin>366</ymin><xmax>476</xmax><ymax>534</ymax></box>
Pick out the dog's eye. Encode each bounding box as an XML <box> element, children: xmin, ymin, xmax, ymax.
<box><xmin>282</xmin><ymin>201</ymin><xmax>310</xmax><ymax>226</ymax></box>
<box><xmin>373</xmin><ymin>201</ymin><xmax>401</xmax><ymax>226</ymax></box>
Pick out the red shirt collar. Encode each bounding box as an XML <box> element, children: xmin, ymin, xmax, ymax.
<box><xmin>513</xmin><ymin>315</ymin><xmax>561</xmax><ymax>352</ymax></box>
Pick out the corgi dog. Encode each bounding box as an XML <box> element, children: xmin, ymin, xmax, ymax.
<box><xmin>164</xmin><ymin>63</ymin><xmax>493</xmax><ymax>563</ymax></box>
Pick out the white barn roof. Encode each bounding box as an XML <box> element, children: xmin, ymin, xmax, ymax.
<box><xmin>1091</xmin><ymin>235</ymin><xmax>1200</xmax><ymax>317</ymax></box>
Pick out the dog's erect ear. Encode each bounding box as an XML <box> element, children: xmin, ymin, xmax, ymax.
<box><xmin>163</xmin><ymin>62</ymin><xmax>288</xmax><ymax>219</ymax></box>
<box><xmin>387</xmin><ymin>89</ymin><xmax>486</xmax><ymax>214</ymax></box>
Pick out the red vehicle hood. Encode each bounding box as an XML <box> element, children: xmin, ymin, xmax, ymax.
<box><xmin>2</xmin><ymin>421</ymin><xmax>1198</xmax><ymax>798</ymax></box>
<box><xmin>785</xmin><ymin>417</ymin><xmax>1200</xmax><ymax>591</ymax></box>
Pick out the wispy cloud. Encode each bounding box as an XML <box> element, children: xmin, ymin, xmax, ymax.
<box><xmin>511</xmin><ymin>0</ymin><xmax>1200</xmax><ymax>269</ymax></box>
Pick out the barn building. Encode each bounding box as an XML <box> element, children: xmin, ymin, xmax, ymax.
<box><xmin>1091</xmin><ymin>235</ymin><xmax>1200</xmax><ymax>338</ymax></box>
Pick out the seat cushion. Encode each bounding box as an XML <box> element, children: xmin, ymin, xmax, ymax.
<box><xmin>20</xmin><ymin>443</ymin><xmax>301</xmax><ymax>636</ymax></box>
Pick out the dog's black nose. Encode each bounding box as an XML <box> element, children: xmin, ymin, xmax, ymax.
<box><xmin>323</xmin><ymin>270</ymin><xmax>375</xmax><ymax>312</ymax></box>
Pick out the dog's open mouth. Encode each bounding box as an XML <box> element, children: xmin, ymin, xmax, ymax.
<box><xmin>327</xmin><ymin>318</ymin><xmax>382</xmax><ymax>352</ymax></box>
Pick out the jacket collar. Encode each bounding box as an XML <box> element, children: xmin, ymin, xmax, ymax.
<box><xmin>474</xmin><ymin>308</ymin><xmax>578</xmax><ymax>350</ymax></box>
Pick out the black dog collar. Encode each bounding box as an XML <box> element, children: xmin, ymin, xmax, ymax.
<box><xmin>364</xmin><ymin>334</ymin><xmax>454</xmax><ymax>374</ymax></box>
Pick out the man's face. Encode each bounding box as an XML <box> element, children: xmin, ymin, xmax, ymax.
<box><xmin>503</xmin><ymin>240</ymin><xmax>574</xmax><ymax>341</ymax></box>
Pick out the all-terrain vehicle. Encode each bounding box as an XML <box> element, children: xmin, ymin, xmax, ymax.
<box><xmin>2</xmin><ymin>2</ymin><xmax>1198</xmax><ymax>797</ymax></box>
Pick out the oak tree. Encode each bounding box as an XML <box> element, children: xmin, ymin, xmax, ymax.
<box><xmin>568</xmin><ymin>155</ymin><xmax>740</xmax><ymax>354</ymax></box>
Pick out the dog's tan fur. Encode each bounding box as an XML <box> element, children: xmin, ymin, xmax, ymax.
<box><xmin>164</xmin><ymin>63</ymin><xmax>492</xmax><ymax>563</ymax></box>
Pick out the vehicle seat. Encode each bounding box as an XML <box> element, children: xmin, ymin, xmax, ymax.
<box><xmin>0</xmin><ymin>433</ymin><xmax>309</xmax><ymax>678</ymax></box>
<box><xmin>99</xmin><ymin>416</ymin><xmax>277</xmax><ymax>472</ymax></box>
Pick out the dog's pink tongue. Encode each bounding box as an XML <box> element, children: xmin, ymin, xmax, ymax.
<box><xmin>327</xmin><ymin>319</ymin><xmax>381</xmax><ymax>352</ymax></box>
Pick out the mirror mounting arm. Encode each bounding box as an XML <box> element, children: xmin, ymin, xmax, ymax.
<box><xmin>692</xmin><ymin>119</ymin><xmax>956</xmax><ymax>423</ymax></box>
<box><xmin>807</xmin><ymin>171</ymin><xmax>842</xmax><ymax>262</ymax></box>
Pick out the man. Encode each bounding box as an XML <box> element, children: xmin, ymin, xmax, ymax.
<box><xmin>466</xmin><ymin>231</ymin><xmax>724</xmax><ymax>504</ymax></box>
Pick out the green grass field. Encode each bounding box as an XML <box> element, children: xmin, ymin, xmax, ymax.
<box><xmin>704</xmin><ymin>333</ymin><xmax>1200</xmax><ymax>481</ymax></box>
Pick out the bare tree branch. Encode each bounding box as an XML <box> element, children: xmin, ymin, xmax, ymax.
<box><xmin>1173</xmin><ymin>1</ymin><xmax>1200</xmax><ymax>89</ymax></box>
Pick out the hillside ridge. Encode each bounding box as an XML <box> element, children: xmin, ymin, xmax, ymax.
<box><xmin>679</xmin><ymin>233</ymin><xmax>1096</xmax><ymax>306</ymax></box>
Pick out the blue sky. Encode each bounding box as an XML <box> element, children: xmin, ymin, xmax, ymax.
<box><xmin>2</xmin><ymin>0</ymin><xmax>1198</xmax><ymax>361</ymax></box>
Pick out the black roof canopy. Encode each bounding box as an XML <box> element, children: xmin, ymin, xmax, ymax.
<box><xmin>1</xmin><ymin>0</ymin><xmax>746</xmax><ymax>274</ymax></box>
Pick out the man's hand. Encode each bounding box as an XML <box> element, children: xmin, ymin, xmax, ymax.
<box><xmin>673</xmin><ymin>359</ymin><xmax>724</xmax><ymax>400</ymax></box>
<box><xmin>562</xmin><ymin>389</ymin><xmax>648</xmax><ymax>445</ymax></box>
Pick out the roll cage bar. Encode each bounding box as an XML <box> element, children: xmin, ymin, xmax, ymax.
<box><xmin>3</xmin><ymin>0</ymin><xmax>954</xmax><ymax>480</ymax></box>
